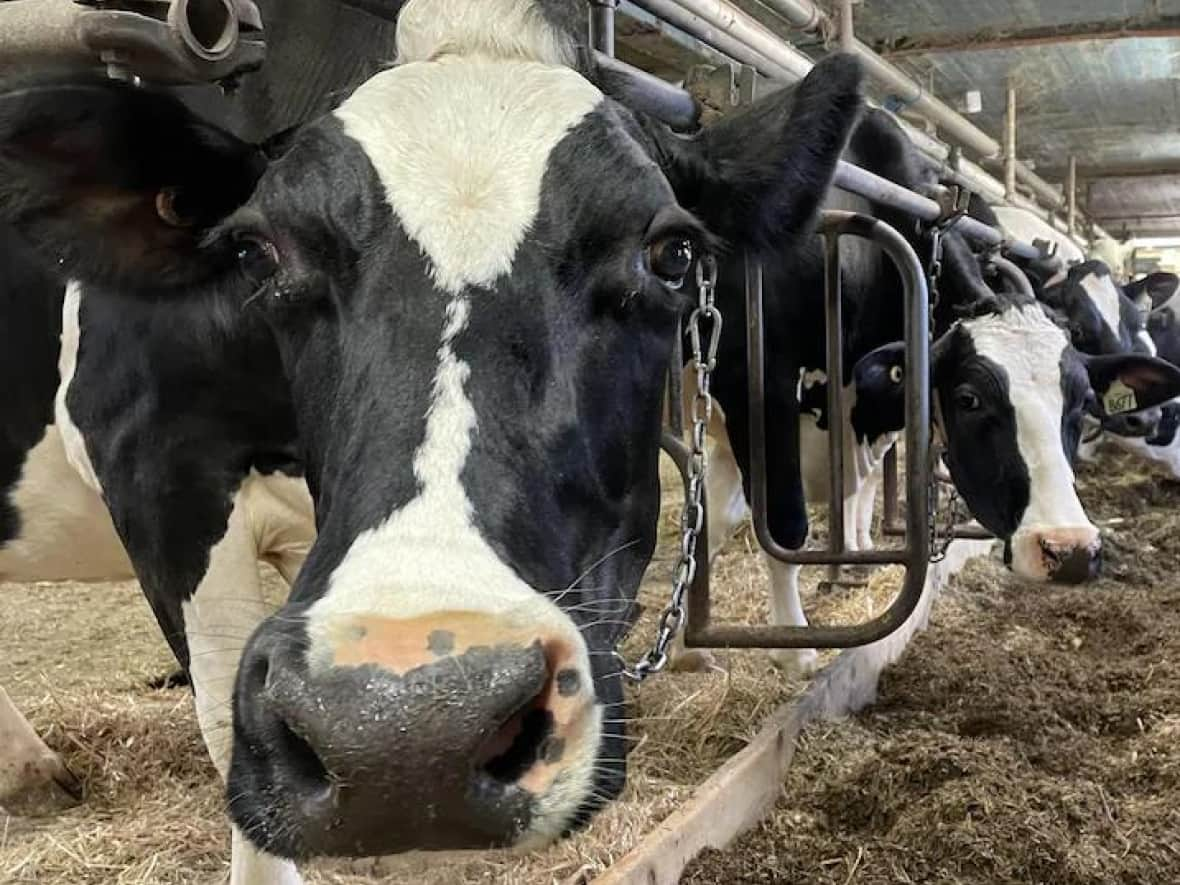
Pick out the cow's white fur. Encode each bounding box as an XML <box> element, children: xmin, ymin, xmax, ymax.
<box><xmin>182</xmin><ymin>472</ymin><xmax>313</xmax><ymax>885</ymax></box>
<box><xmin>55</xmin><ymin>283</ymin><xmax>103</xmax><ymax>493</ymax></box>
<box><xmin>396</xmin><ymin>0</ymin><xmax>577</xmax><ymax>68</ymax></box>
<box><xmin>335</xmin><ymin>57</ymin><xmax>600</xmax><ymax>296</ymax></box>
<box><xmin>965</xmin><ymin>304</ymin><xmax>1097</xmax><ymax>573</ymax></box>
<box><xmin>0</xmin><ymin>426</ymin><xmax>130</xmax><ymax>582</ymax></box>
<box><xmin>0</xmin><ymin>285</ymin><xmax>132</xmax><ymax>583</ymax></box>
<box><xmin>1078</xmin><ymin>270</ymin><xmax>1125</xmax><ymax>347</ymax></box>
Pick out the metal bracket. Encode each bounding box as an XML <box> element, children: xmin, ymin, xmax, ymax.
<box><xmin>0</xmin><ymin>0</ymin><xmax>264</xmax><ymax>85</ymax></box>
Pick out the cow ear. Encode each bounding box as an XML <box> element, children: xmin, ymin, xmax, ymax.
<box><xmin>1084</xmin><ymin>353</ymin><xmax>1180</xmax><ymax>416</ymax></box>
<box><xmin>655</xmin><ymin>54</ymin><xmax>864</xmax><ymax>252</ymax></box>
<box><xmin>1145</xmin><ymin>272</ymin><xmax>1179</xmax><ymax>309</ymax></box>
<box><xmin>0</xmin><ymin>77</ymin><xmax>266</xmax><ymax>292</ymax></box>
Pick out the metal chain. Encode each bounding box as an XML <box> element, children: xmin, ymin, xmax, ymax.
<box><xmin>621</xmin><ymin>255</ymin><xmax>721</xmax><ymax>683</ymax></box>
<box><xmin>928</xmin><ymin>466</ymin><xmax>962</xmax><ymax>564</ymax></box>
<box><xmin>925</xmin><ymin>206</ymin><xmax>968</xmax><ymax>564</ymax></box>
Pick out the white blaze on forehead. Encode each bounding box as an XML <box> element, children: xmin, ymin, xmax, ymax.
<box><xmin>1078</xmin><ymin>270</ymin><xmax>1125</xmax><ymax>343</ymax></box>
<box><xmin>335</xmin><ymin>59</ymin><xmax>601</xmax><ymax>295</ymax></box>
<box><xmin>307</xmin><ymin>294</ymin><xmax>589</xmax><ymax>649</ymax></box>
<box><xmin>964</xmin><ymin>304</ymin><xmax>1092</xmax><ymax>532</ymax></box>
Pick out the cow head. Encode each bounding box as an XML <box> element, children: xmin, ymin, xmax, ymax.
<box><xmin>0</xmin><ymin>0</ymin><xmax>862</xmax><ymax>859</ymax></box>
<box><xmin>1041</xmin><ymin>260</ymin><xmax>1156</xmax><ymax>358</ymax></box>
<box><xmin>1125</xmin><ymin>270</ymin><xmax>1180</xmax><ymax>315</ymax></box>
<box><xmin>1039</xmin><ymin>259</ymin><xmax>1168</xmax><ymax>438</ymax></box>
<box><xmin>859</xmin><ymin>298</ymin><xmax>1180</xmax><ymax>582</ymax></box>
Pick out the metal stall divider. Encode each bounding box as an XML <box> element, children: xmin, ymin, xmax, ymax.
<box><xmin>683</xmin><ymin>210</ymin><xmax>932</xmax><ymax>649</ymax></box>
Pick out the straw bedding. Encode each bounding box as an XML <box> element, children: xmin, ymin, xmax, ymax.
<box><xmin>684</xmin><ymin>448</ymin><xmax>1180</xmax><ymax>884</ymax></box>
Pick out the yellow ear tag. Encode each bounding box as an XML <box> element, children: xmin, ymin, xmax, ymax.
<box><xmin>1103</xmin><ymin>380</ymin><xmax>1138</xmax><ymax>416</ymax></box>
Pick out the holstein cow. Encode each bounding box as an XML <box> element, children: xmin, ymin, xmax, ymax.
<box><xmin>1</xmin><ymin>0</ymin><xmax>403</xmax><ymax>821</ymax></box>
<box><xmin>1086</xmin><ymin>292</ymin><xmax>1180</xmax><ymax>479</ymax></box>
<box><xmin>1125</xmin><ymin>271</ymin><xmax>1180</xmax><ymax>316</ymax></box>
<box><xmin>695</xmin><ymin>109</ymin><xmax>1180</xmax><ymax>673</ymax></box>
<box><xmin>0</xmin><ymin>2</ymin><xmax>865</xmax><ymax>880</ymax></box>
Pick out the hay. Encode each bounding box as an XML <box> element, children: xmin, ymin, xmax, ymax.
<box><xmin>684</xmin><ymin>448</ymin><xmax>1180</xmax><ymax>884</ymax></box>
<box><xmin>0</xmin><ymin>453</ymin><xmax>905</xmax><ymax>883</ymax></box>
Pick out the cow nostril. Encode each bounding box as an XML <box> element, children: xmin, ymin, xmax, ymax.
<box><xmin>274</xmin><ymin>716</ymin><xmax>332</xmax><ymax>798</ymax></box>
<box><xmin>477</xmin><ymin>704</ymin><xmax>554</xmax><ymax>785</ymax></box>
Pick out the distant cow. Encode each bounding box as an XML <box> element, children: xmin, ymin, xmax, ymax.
<box><xmin>0</xmin><ymin>1</ymin><xmax>865</xmax><ymax>879</ymax></box>
<box><xmin>696</xmin><ymin>111</ymin><xmax>1180</xmax><ymax>673</ymax></box>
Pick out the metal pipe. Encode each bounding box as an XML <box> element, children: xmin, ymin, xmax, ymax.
<box><xmin>1068</xmin><ymin>156</ymin><xmax>1078</xmax><ymax>235</ymax></box>
<box><xmin>0</xmin><ymin>0</ymin><xmax>94</xmax><ymax>75</ymax></box>
<box><xmin>589</xmin><ymin>0</ymin><xmax>618</xmax><ymax>57</ymax></box>
<box><xmin>630</xmin><ymin>0</ymin><xmax>815</xmax><ymax>80</ymax></box>
<box><xmin>1004</xmin><ymin>86</ymin><xmax>1017</xmax><ymax>200</ymax></box>
<box><xmin>592</xmin><ymin>51</ymin><xmax>701</xmax><ymax>130</ymax></box>
<box><xmin>711</xmin><ymin>0</ymin><xmax>1070</xmax><ymax>211</ymax></box>
<box><xmin>824</xmin><ymin>232</ymin><xmax>846</xmax><ymax>554</ymax></box>
<box><xmin>838</xmin><ymin>0</ymin><xmax>855</xmax><ymax>52</ymax></box>
<box><xmin>833</xmin><ymin>161</ymin><xmax>1039</xmax><ymax>255</ymax></box>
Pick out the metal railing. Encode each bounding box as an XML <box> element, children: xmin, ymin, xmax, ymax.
<box><xmin>683</xmin><ymin>212</ymin><xmax>932</xmax><ymax>648</ymax></box>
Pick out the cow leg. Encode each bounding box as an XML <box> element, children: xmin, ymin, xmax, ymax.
<box><xmin>855</xmin><ymin>469</ymin><xmax>881</xmax><ymax>551</ymax></box>
<box><xmin>182</xmin><ymin>474</ymin><xmax>309</xmax><ymax>885</ymax></box>
<box><xmin>705</xmin><ymin>416</ymin><xmax>749</xmax><ymax>561</ymax></box>
<box><xmin>0</xmin><ymin>685</ymin><xmax>82</xmax><ymax>815</ymax></box>
<box><xmin>765</xmin><ymin>557</ymin><xmax>817</xmax><ymax>675</ymax></box>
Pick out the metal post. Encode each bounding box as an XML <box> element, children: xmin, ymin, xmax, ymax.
<box><xmin>589</xmin><ymin>0</ymin><xmax>618</xmax><ymax>57</ymax></box>
<box><xmin>1068</xmin><ymin>156</ymin><xmax>1078</xmax><ymax>236</ymax></box>
<box><xmin>1004</xmin><ymin>85</ymin><xmax>1017</xmax><ymax>201</ymax></box>
<box><xmin>838</xmin><ymin>0</ymin><xmax>855</xmax><ymax>52</ymax></box>
<box><xmin>824</xmin><ymin>233</ymin><xmax>846</xmax><ymax>554</ymax></box>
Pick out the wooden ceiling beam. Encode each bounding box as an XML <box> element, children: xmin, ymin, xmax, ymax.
<box><xmin>874</xmin><ymin>15</ymin><xmax>1180</xmax><ymax>58</ymax></box>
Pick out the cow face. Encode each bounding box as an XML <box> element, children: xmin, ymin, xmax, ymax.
<box><xmin>1040</xmin><ymin>260</ymin><xmax>1165</xmax><ymax>438</ymax></box>
<box><xmin>1125</xmin><ymin>271</ymin><xmax>1180</xmax><ymax>315</ymax></box>
<box><xmin>0</xmin><ymin>0</ymin><xmax>862</xmax><ymax>860</ymax></box>
<box><xmin>856</xmin><ymin>301</ymin><xmax>1180</xmax><ymax>582</ymax></box>
<box><xmin>1042</xmin><ymin>260</ymin><xmax>1154</xmax><ymax>357</ymax></box>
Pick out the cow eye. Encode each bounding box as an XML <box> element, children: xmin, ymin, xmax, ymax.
<box><xmin>234</xmin><ymin>233</ymin><xmax>280</xmax><ymax>286</ymax></box>
<box><xmin>955</xmin><ymin>388</ymin><xmax>981</xmax><ymax>411</ymax></box>
<box><xmin>889</xmin><ymin>365</ymin><xmax>904</xmax><ymax>384</ymax></box>
<box><xmin>647</xmin><ymin>236</ymin><xmax>694</xmax><ymax>287</ymax></box>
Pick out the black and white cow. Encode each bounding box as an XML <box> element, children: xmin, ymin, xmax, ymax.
<box><xmin>1125</xmin><ymin>271</ymin><xmax>1180</xmax><ymax>316</ymax></box>
<box><xmin>0</xmin><ymin>0</ymin><xmax>865</xmax><ymax>877</ymax></box>
<box><xmin>694</xmin><ymin>109</ymin><xmax>1180</xmax><ymax>672</ymax></box>
<box><xmin>1</xmin><ymin>0</ymin><xmax>401</xmax><ymax>832</ymax></box>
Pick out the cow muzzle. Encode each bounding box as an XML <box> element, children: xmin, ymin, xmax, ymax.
<box><xmin>1102</xmin><ymin>406</ymin><xmax>1162</xmax><ymax>439</ymax></box>
<box><xmin>1009</xmin><ymin>526</ymin><xmax>1102</xmax><ymax>583</ymax></box>
<box><xmin>227</xmin><ymin>610</ymin><xmax>599</xmax><ymax>859</ymax></box>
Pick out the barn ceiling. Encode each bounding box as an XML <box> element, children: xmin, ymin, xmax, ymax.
<box><xmin>615</xmin><ymin>0</ymin><xmax>1180</xmax><ymax>238</ymax></box>
<box><xmin>851</xmin><ymin>0</ymin><xmax>1180</xmax><ymax>237</ymax></box>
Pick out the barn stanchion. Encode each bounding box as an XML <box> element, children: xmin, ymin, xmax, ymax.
<box><xmin>682</xmin><ymin>210</ymin><xmax>931</xmax><ymax>650</ymax></box>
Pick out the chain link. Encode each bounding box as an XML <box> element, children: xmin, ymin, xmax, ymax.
<box><xmin>926</xmin><ymin>205</ymin><xmax>968</xmax><ymax>564</ymax></box>
<box><xmin>928</xmin><ymin>461</ymin><xmax>962</xmax><ymax>564</ymax></box>
<box><xmin>620</xmin><ymin>255</ymin><xmax>720</xmax><ymax>683</ymax></box>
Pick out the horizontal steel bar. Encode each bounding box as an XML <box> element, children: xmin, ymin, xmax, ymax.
<box><xmin>689</xmin><ymin>607</ymin><xmax>920</xmax><ymax>648</ymax></box>
<box><xmin>592</xmin><ymin>51</ymin><xmax>701</xmax><ymax>130</ymax></box>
